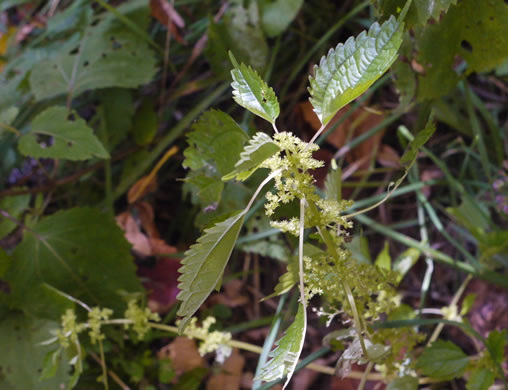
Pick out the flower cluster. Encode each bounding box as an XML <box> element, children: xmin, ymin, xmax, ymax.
<box><xmin>88</xmin><ymin>307</ymin><xmax>113</xmax><ymax>344</ymax></box>
<box><xmin>56</xmin><ymin>309</ymin><xmax>85</xmax><ymax>349</ymax></box>
<box><xmin>262</xmin><ymin>132</ymin><xmax>323</xmax><ymax>218</ymax></box>
<box><xmin>180</xmin><ymin>316</ymin><xmax>232</xmax><ymax>363</ymax></box>
<box><xmin>124</xmin><ymin>299</ymin><xmax>160</xmax><ymax>340</ymax></box>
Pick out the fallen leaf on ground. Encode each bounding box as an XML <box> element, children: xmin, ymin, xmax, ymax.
<box><xmin>158</xmin><ymin>337</ymin><xmax>204</xmax><ymax>375</ymax></box>
<box><xmin>207</xmin><ymin>349</ymin><xmax>245</xmax><ymax>390</ymax></box>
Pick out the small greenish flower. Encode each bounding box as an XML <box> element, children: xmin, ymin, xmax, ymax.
<box><xmin>88</xmin><ymin>307</ymin><xmax>113</xmax><ymax>344</ymax></box>
<box><xmin>56</xmin><ymin>309</ymin><xmax>85</xmax><ymax>349</ymax></box>
<box><xmin>124</xmin><ymin>299</ymin><xmax>160</xmax><ymax>340</ymax></box>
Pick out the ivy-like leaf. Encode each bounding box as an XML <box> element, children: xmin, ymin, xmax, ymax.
<box><xmin>416</xmin><ymin>340</ymin><xmax>470</xmax><ymax>380</ymax></box>
<box><xmin>223</xmin><ymin>132</ymin><xmax>280</xmax><ymax>181</ymax></box>
<box><xmin>18</xmin><ymin>106</ymin><xmax>109</xmax><ymax>160</ymax></box>
<box><xmin>177</xmin><ymin>212</ymin><xmax>245</xmax><ymax>332</ymax></box>
<box><xmin>230</xmin><ymin>52</ymin><xmax>280</xmax><ymax>124</ymax></box>
<box><xmin>308</xmin><ymin>14</ymin><xmax>404</xmax><ymax>125</ymax></box>
<box><xmin>255</xmin><ymin>303</ymin><xmax>306</xmax><ymax>388</ymax></box>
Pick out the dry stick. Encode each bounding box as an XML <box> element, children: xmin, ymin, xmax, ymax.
<box><xmin>90</xmin><ymin>352</ymin><xmax>130</xmax><ymax>390</ymax></box>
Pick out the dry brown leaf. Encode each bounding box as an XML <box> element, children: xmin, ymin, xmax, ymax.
<box><xmin>299</xmin><ymin>102</ymin><xmax>386</xmax><ymax>171</ymax></box>
<box><xmin>116</xmin><ymin>212</ymin><xmax>151</xmax><ymax>256</ymax></box>
<box><xmin>206</xmin><ymin>349</ymin><xmax>245</xmax><ymax>390</ymax></box>
<box><xmin>149</xmin><ymin>237</ymin><xmax>178</xmax><ymax>257</ymax></box>
<box><xmin>136</xmin><ymin>201</ymin><xmax>159</xmax><ymax>238</ymax></box>
<box><xmin>420</xmin><ymin>168</ymin><xmax>444</xmax><ymax>198</ymax></box>
<box><xmin>377</xmin><ymin>144</ymin><xmax>400</xmax><ymax>168</ymax></box>
<box><xmin>212</xmin><ymin>280</ymin><xmax>249</xmax><ymax>308</ymax></box>
<box><xmin>150</xmin><ymin>0</ymin><xmax>185</xmax><ymax>43</ymax></box>
<box><xmin>128</xmin><ymin>175</ymin><xmax>158</xmax><ymax>204</ymax></box>
<box><xmin>158</xmin><ymin>337</ymin><xmax>204</xmax><ymax>375</ymax></box>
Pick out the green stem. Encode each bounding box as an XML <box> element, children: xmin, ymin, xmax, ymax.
<box><xmin>98</xmin><ymin>339</ymin><xmax>109</xmax><ymax>390</ymax></box>
<box><xmin>358</xmin><ymin>361</ymin><xmax>374</xmax><ymax>390</ymax></box>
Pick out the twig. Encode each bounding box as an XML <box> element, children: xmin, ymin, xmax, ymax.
<box><xmin>90</xmin><ymin>352</ymin><xmax>130</xmax><ymax>390</ymax></box>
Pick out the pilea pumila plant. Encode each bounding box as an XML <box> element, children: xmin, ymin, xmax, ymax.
<box><xmin>176</xmin><ymin>1</ymin><xmax>434</xmax><ymax>387</ymax></box>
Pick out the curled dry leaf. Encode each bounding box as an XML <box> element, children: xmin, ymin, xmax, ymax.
<box><xmin>206</xmin><ymin>349</ymin><xmax>245</xmax><ymax>390</ymax></box>
<box><xmin>158</xmin><ymin>337</ymin><xmax>204</xmax><ymax>375</ymax></box>
<box><xmin>150</xmin><ymin>0</ymin><xmax>185</xmax><ymax>43</ymax></box>
<box><xmin>116</xmin><ymin>211</ymin><xmax>152</xmax><ymax>256</ymax></box>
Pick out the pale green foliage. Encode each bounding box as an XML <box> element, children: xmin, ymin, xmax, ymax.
<box><xmin>29</xmin><ymin>2</ymin><xmax>157</xmax><ymax>101</ymax></box>
<box><xmin>230</xmin><ymin>52</ymin><xmax>280</xmax><ymax>124</ymax></box>
<box><xmin>18</xmin><ymin>106</ymin><xmax>109</xmax><ymax>160</ymax></box>
<box><xmin>416</xmin><ymin>340</ymin><xmax>470</xmax><ymax>379</ymax></box>
<box><xmin>177</xmin><ymin>212</ymin><xmax>245</xmax><ymax>332</ymax></box>
<box><xmin>255</xmin><ymin>303</ymin><xmax>306</xmax><ymax>387</ymax></box>
<box><xmin>223</xmin><ymin>132</ymin><xmax>280</xmax><ymax>181</ymax></box>
<box><xmin>260</xmin><ymin>0</ymin><xmax>303</xmax><ymax>37</ymax></box>
<box><xmin>386</xmin><ymin>375</ymin><xmax>418</xmax><ymax>390</ymax></box>
<box><xmin>308</xmin><ymin>15</ymin><xmax>404</xmax><ymax>125</ymax></box>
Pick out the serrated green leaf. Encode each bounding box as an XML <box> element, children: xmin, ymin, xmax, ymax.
<box><xmin>466</xmin><ymin>368</ymin><xmax>495</xmax><ymax>390</ymax></box>
<box><xmin>386</xmin><ymin>375</ymin><xmax>418</xmax><ymax>390</ymax></box>
<box><xmin>417</xmin><ymin>0</ymin><xmax>508</xmax><ymax>100</ymax></box>
<box><xmin>177</xmin><ymin>212</ymin><xmax>245</xmax><ymax>332</ymax></box>
<box><xmin>18</xmin><ymin>106</ymin><xmax>109</xmax><ymax>160</ymax></box>
<box><xmin>29</xmin><ymin>2</ymin><xmax>157</xmax><ymax>101</ymax></box>
<box><xmin>3</xmin><ymin>207</ymin><xmax>142</xmax><ymax>318</ymax></box>
<box><xmin>185</xmin><ymin>175</ymin><xmax>224</xmax><ymax>207</ymax></box>
<box><xmin>374</xmin><ymin>0</ymin><xmax>457</xmax><ymax>27</ymax></box>
<box><xmin>230</xmin><ymin>52</ymin><xmax>280</xmax><ymax>124</ymax></box>
<box><xmin>255</xmin><ymin>303</ymin><xmax>306</xmax><ymax>387</ymax></box>
<box><xmin>375</xmin><ymin>241</ymin><xmax>391</xmax><ymax>271</ymax></box>
<box><xmin>399</xmin><ymin>122</ymin><xmax>436</xmax><ymax>169</ymax></box>
<box><xmin>260</xmin><ymin>0</ymin><xmax>303</xmax><ymax>37</ymax></box>
<box><xmin>308</xmin><ymin>14</ymin><xmax>404</xmax><ymax>125</ymax></box>
<box><xmin>416</xmin><ymin>340</ymin><xmax>470</xmax><ymax>379</ymax></box>
<box><xmin>0</xmin><ymin>313</ymin><xmax>71</xmax><ymax>389</ymax></box>
<box><xmin>485</xmin><ymin>329</ymin><xmax>506</xmax><ymax>364</ymax></box>
<box><xmin>261</xmin><ymin>261</ymin><xmax>298</xmax><ymax>301</ymax></box>
<box><xmin>223</xmin><ymin>132</ymin><xmax>280</xmax><ymax>181</ymax></box>
<box><xmin>183</xmin><ymin>110</ymin><xmax>248</xmax><ymax>176</ymax></box>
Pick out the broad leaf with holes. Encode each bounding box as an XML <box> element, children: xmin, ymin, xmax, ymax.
<box><xmin>416</xmin><ymin>340</ymin><xmax>470</xmax><ymax>379</ymax></box>
<box><xmin>223</xmin><ymin>132</ymin><xmax>280</xmax><ymax>181</ymax></box>
<box><xmin>255</xmin><ymin>303</ymin><xmax>306</xmax><ymax>388</ymax></box>
<box><xmin>18</xmin><ymin>106</ymin><xmax>109</xmax><ymax>160</ymax></box>
<box><xmin>230</xmin><ymin>52</ymin><xmax>280</xmax><ymax>124</ymax></box>
<box><xmin>29</xmin><ymin>2</ymin><xmax>157</xmax><ymax>101</ymax></box>
<box><xmin>374</xmin><ymin>0</ymin><xmax>457</xmax><ymax>28</ymax></box>
<box><xmin>2</xmin><ymin>207</ymin><xmax>142</xmax><ymax>319</ymax></box>
<box><xmin>308</xmin><ymin>10</ymin><xmax>406</xmax><ymax>125</ymax></box>
<box><xmin>177</xmin><ymin>212</ymin><xmax>245</xmax><ymax>332</ymax></box>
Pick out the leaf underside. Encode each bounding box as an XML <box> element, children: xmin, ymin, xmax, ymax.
<box><xmin>309</xmin><ymin>15</ymin><xmax>403</xmax><ymax>125</ymax></box>
<box><xmin>223</xmin><ymin>132</ymin><xmax>280</xmax><ymax>181</ymax></box>
<box><xmin>230</xmin><ymin>52</ymin><xmax>280</xmax><ymax>124</ymax></box>
<box><xmin>255</xmin><ymin>303</ymin><xmax>306</xmax><ymax>386</ymax></box>
<box><xmin>177</xmin><ymin>212</ymin><xmax>245</xmax><ymax>332</ymax></box>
